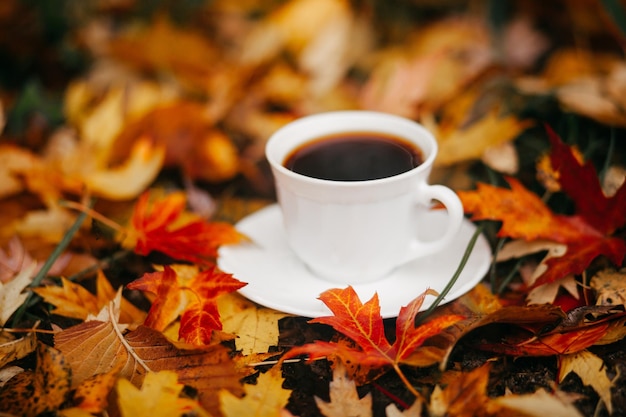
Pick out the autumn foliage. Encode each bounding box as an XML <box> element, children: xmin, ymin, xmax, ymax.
<box><xmin>1</xmin><ymin>1</ymin><xmax>626</xmax><ymax>416</ymax></box>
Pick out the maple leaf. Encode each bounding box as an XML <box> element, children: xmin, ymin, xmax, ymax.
<box><xmin>219</xmin><ymin>364</ymin><xmax>291</xmax><ymax>417</ymax></box>
<box><xmin>127</xmin><ymin>264</ymin><xmax>246</xmax><ymax>345</ymax></box>
<box><xmin>458</xmin><ymin>128</ymin><xmax>626</xmax><ymax>289</ymax></box>
<box><xmin>429</xmin><ymin>363</ymin><xmax>490</xmax><ymax>417</ymax></box>
<box><xmin>33</xmin><ymin>270</ymin><xmax>145</xmax><ymax>324</ymax></box>
<box><xmin>122</xmin><ymin>192</ymin><xmax>246</xmax><ymax>265</ymax></box>
<box><xmin>283</xmin><ymin>287</ymin><xmax>463</xmax><ymax>396</ymax></box>
<box><xmin>117</xmin><ymin>371</ymin><xmax>210</xmax><ymax>417</ymax></box>
<box><xmin>218</xmin><ymin>292</ymin><xmax>289</xmax><ymax>355</ymax></box>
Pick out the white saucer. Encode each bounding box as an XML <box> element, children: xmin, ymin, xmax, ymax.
<box><xmin>218</xmin><ymin>204</ymin><xmax>492</xmax><ymax>318</ymax></box>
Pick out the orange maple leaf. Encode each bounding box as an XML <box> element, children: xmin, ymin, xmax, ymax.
<box><xmin>126</xmin><ymin>265</ymin><xmax>246</xmax><ymax>345</ymax></box>
<box><xmin>126</xmin><ymin>192</ymin><xmax>245</xmax><ymax>265</ymax></box>
<box><xmin>458</xmin><ymin>127</ymin><xmax>626</xmax><ymax>288</ymax></box>
<box><xmin>283</xmin><ymin>287</ymin><xmax>463</xmax><ymax>395</ymax></box>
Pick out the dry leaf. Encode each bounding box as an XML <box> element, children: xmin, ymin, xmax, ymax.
<box><xmin>0</xmin><ymin>330</ymin><xmax>37</xmax><ymax>368</ymax></box>
<box><xmin>219</xmin><ymin>364</ymin><xmax>291</xmax><ymax>417</ymax></box>
<box><xmin>315</xmin><ymin>360</ymin><xmax>372</xmax><ymax>417</ymax></box>
<box><xmin>34</xmin><ymin>270</ymin><xmax>146</xmax><ymax>324</ymax></box>
<box><xmin>559</xmin><ymin>349</ymin><xmax>613</xmax><ymax>414</ymax></box>
<box><xmin>55</xmin><ymin>301</ymin><xmax>244</xmax><ymax>415</ymax></box>
<box><xmin>117</xmin><ymin>370</ymin><xmax>209</xmax><ymax>417</ymax></box>
<box><xmin>218</xmin><ymin>292</ymin><xmax>289</xmax><ymax>355</ymax></box>
<box><xmin>429</xmin><ymin>363</ymin><xmax>490</xmax><ymax>417</ymax></box>
<box><xmin>591</xmin><ymin>268</ymin><xmax>626</xmax><ymax>306</ymax></box>
<box><xmin>490</xmin><ymin>388</ymin><xmax>584</xmax><ymax>417</ymax></box>
<box><xmin>72</xmin><ymin>364</ymin><xmax>123</xmax><ymax>413</ymax></box>
<box><xmin>385</xmin><ymin>400</ymin><xmax>422</xmax><ymax>417</ymax></box>
<box><xmin>0</xmin><ymin>342</ymin><xmax>71</xmax><ymax>417</ymax></box>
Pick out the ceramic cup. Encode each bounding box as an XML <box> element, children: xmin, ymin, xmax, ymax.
<box><xmin>265</xmin><ymin>110</ymin><xmax>464</xmax><ymax>284</ymax></box>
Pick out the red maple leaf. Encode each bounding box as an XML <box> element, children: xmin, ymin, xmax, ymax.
<box><xmin>127</xmin><ymin>192</ymin><xmax>245</xmax><ymax>265</ymax></box>
<box><xmin>127</xmin><ymin>265</ymin><xmax>246</xmax><ymax>345</ymax></box>
<box><xmin>283</xmin><ymin>287</ymin><xmax>463</xmax><ymax>395</ymax></box>
<box><xmin>458</xmin><ymin>128</ymin><xmax>626</xmax><ymax>288</ymax></box>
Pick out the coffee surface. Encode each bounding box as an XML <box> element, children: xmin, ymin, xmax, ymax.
<box><xmin>284</xmin><ymin>132</ymin><xmax>423</xmax><ymax>181</ymax></box>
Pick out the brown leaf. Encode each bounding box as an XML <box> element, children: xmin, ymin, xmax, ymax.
<box><xmin>0</xmin><ymin>342</ymin><xmax>71</xmax><ymax>417</ymax></box>
<box><xmin>315</xmin><ymin>360</ymin><xmax>372</xmax><ymax>417</ymax></box>
<box><xmin>429</xmin><ymin>363</ymin><xmax>490</xmax><ymax>417</ymax></box>
<box><xmin>55</xmin><ymin>312</ymin><xmax>244</xmax><ymax>414</ymax></box>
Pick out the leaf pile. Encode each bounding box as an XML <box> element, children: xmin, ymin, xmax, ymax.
<box><xmin>1</xmin><ymin>1</ymin><xmax>626</xmax><ymax>416</ymax></box>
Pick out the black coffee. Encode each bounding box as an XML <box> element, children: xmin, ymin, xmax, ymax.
<box><xmin>283</xmin><ymin>132</ymin><xmax>423</xmax><ymax>181</ymax></box>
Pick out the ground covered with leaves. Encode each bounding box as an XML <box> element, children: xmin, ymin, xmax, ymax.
<box><xmin>1</xmin><ymin>0</ymin><xmax>626</xmax><ymax>416</ymax></box>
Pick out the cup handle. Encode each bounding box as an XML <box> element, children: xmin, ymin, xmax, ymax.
<box><xmin>402</xmin><ymin>184</ymin><xmax>464</xmax><ymax>263</ymax></box>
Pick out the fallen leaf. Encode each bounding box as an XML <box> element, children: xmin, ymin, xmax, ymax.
<box><xmin>127</xmin><ymin>264</ymin><xmax>246</xmax><ymax>345</ymax></box>
<box><xmin>117</xmin><ymin>370</ymin><xmax>209</xmax><ymax>417</ymax></box>
<box><xmin>490</xmin><ymin>387</ymin><xmax>584</xmax><ymax>417</ymax></box>
<box><xmin>315</xmin><ymin>360</ymin><xmax>372</xmax><ymax>417</ymax></box>
<box><xmin>0</xmin><ymin>330</ymin><xmax>37</xmax><ymax>368</ymax></box>
<box><xmin>559</xmin><ymin>349</ymin><xmax>613</xmax><ymax>414</ymax></box>
<box><xmin>54</xmin><ymin>301</ymin><xmax>244</xmax><ymax>414</ymax></box>
<box><xmin>122</xmin><ymin>191</ymin><xmax>246</xmax><ymax>265</ymax></box>
<box><xmin>218</xmin><ymin>292</ymin><xmax>289</xmax><ymax>355</ymax></box>
<box><xmin>459</xmin><ymin>129</ymin><xmax>626</xmax><ymax>290</ymax></box>
<box><xmin>385</xmin><ymin>400</ymin><xmax>422</xmax><ymax>417</ymax></box>
<box><xmin>283</xmin><ymin>286</ymin><xmax>463</xmax><ymax>391</ymax></box>
<box><xmin>34</xmin><ymin>270</ymin><xmax>146</xmax><ymax>324</ymax></box>
<box><xmin>0</xmin><ymin>260</ymin><xmax>36</xmax><ymax>326</ymax></box>
<box><xmin>0</xmin><ymin>342</ymin><xmax>71</xmax><ymax>417</ymax></box>
<box><xmin>72</xmin><ymin>364</ymin><xmax>123</xmax><ymax>413</ymax></box>
<box><xmin>428</xmin><ymin>363</ymin><xmax>490</xmax><ymax>417</ymax></box>
<box><xmin>82</xmin><ymin>136</ymin><xmax>165</xmax><ymax>200</ymax></box>
<box><xmin>219</xmin><ymin>364</ymin><xmax>291</xmax><ymax>417</ymax></box>
<box><xmin>591</xmin><ymin>268</ymin><xmax>626</xmax><ymax>306</ymax></box>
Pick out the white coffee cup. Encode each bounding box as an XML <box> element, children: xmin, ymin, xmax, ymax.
<box><xmin>265</xmin><ymin>110</ymin><xmax>464</xmax><ymax>284</ymax></box>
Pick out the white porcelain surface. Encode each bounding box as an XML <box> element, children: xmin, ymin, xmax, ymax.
<box><xmin>265</xmin><ymin>111</ymin><xmax>464</xmax><ymax>283</ymax></box>
<box><xmin>218</xmin><ymin>204</ymin><xmax>492</xmax><ymax>318</ymax></box>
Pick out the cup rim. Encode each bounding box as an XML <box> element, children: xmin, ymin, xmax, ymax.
<box><xmin>265</xmin><ymin>110</ymin><xmax>438</xmax><ymax>187</ymax></box>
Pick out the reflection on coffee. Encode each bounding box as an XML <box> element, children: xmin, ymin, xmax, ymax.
<box><xmin>283</xmin><ymin>132</ymin><xmax>424</xmax><ymax>181</ymax></box>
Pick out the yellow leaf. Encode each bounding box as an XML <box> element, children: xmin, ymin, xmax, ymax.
<box><xmin>559</xmin><ymin>350</ymin><xmax>613</xmax><ymax>414</ymax></box>
<box><xmin>33</xmin><ymin>271</ymin><xmax>146</xmax><ymax>325</ymax></box>
<box><xmin>220</xmin><ymin>365</ymin><xmax>290</xmax><ymax>417</ymax></box>
<box><xmin>73</xmin><ymin>364</ymin><xmax>124</xmax><ymax>413</ymax></box>
<box><xmin>84</xmin><ymin>137</ymin><xmax>165</xmax><ymax>200</ymax></box>
<box><xmin>0</xmin><ymin>330</ymin><xmax>37</xmax><ymax>368</ymax></box>
<box><xmin>218</xmin><ymin>292</ymin><xmax>289</xmax><ymax>355</ymax></box>
<box><xmin>433</xmin><ymin>109</ymin><xmax>532</xmax><ymax>167</ymax></box>
<box><xmin>0</xmin><ymin>343</ymin><xmax>71</xmax><ymax>417</ymax></box>
<box><xmin>117</xmin><ymin>371</ymin><xmax>210</xmax><ymax>417</ymax></box>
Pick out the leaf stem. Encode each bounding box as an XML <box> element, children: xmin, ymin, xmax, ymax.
<box><xmin>416</xmin><ymin>224</ymin><xmax>485</xmax><ymax>325</ymax></box>
<box><xmin>393</xmin><ymin>363</ymin><xmax>423</xmax><ymax>400</ymax></box>
<box><xmin>11</xmin><ymin>200</ymin><xmax>92</xmax><ymax>326</ymax></box>
<box><xmin>109</xmin><ymin>302</ymin><xmax>151</xmax><ymax>373</ymax></box>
